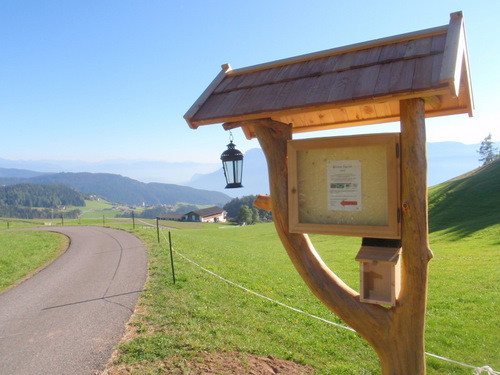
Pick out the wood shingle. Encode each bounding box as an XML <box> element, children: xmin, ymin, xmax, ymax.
<box><xmin>185</xmin><ymin>12</ymin><xmax>473</xmax><ymax>138</ymax></box>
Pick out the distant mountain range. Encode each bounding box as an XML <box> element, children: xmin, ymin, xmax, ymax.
<box><xmin>0</xmin><ymin>172</ymin><xmax>231</xmax><ymax>207</ymax></box>
<box><xmin>0</xmin><ymin>158</ymin><xmax>219</xmax><ymax>185</ymax></box>
<box><xmin>1</xmin><ymin>141</ymin><xmax>497</xmax><ymax>200</ymax></box>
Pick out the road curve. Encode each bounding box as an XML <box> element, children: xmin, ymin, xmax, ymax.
<box><xmin>0</xmin><ymin>226</ymin><xmax>148</xmax><ymax>375</ymax></box>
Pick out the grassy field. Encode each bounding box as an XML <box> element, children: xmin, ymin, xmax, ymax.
<box><xmin>104</xmin><ymin>221</ymin><xmax>497</xmax><ymax>374</ymax></box>
<box><xmin>1</xmin><ymin>219</ymin><xmax>498</xmax><ymax>373</ymax></box>
<box><xmin>77</xmin><ymin>199</ymin><xmax>132</xmax><ymax>219</ymax></box>
<box><xmin>2</xmin><ymin>220</ymin><xmax>497</xmax><ymax>373</ymax></box>
<box><xmin>0</xmin><ymin>221</ymin><xmax>500</xmax><ymax>374</ymax></box>
<box><xmin>1</xmin><ymin>162</ymin><xmax>498</xmax><ymax>374</ymax></box>
<box><xmin>0</xmin><ymin>230</ymin><xmax>68</xmax><ymax>293</ymax></box>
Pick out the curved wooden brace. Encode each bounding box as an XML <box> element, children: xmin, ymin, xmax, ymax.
<box><xmin>250</xmin><ymin>119</ymin><xmax>391</xmax><ymax>344</ymax></box>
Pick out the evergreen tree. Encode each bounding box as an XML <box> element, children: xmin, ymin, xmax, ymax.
<box><xmin>478</xmin><ymin>134</ymin><xmax>499</xmax><ymax>166</ymax></box>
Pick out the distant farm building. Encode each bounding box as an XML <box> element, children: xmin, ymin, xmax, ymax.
<box><xmin>183</xmin><ymin>206</ymin><xmax>227</xmax><ymax>223</ymax></box>
<box><xmin>158</xmin><ymin>206</ymin><xmax>227</xmax><ymax>223</ymax></box>
<box><xmin>157</xmin><ymin>213</ymin><xmax>184</xmax><ymax>221</ymax></box>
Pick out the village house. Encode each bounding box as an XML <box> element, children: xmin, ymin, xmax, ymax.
<box><xmin>157</xmin><ymin>206</ymin><xmax>227</xmax><ymax>223</ymax></box>
<box><xmin>183</xmin><ymin>206</ymin><xmax>227</xmax><ymax>223</ymax></box>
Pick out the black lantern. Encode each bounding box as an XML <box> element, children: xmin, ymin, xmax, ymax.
<box><xmin>220</xmin><ymin>133</ymin><xmax>243</xmax><ymax>188</ymax></box>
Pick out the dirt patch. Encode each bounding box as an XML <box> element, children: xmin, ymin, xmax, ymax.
<box><xmin>103</xmin><ymin>351</ymin><xmax>314</xmax><ymax>374</ymax></box>
<box><xmin>102</xmin><ymin>297</ymin><xmax>314</xmax><ymax>374</ymax></box>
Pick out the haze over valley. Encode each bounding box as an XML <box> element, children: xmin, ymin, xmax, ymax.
<box><xmin>1</xmin><ymin>141</ymin><xmax>497</xmax><ymax>199</ymax></box>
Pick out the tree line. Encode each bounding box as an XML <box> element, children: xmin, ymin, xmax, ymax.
<box><xmin>223</xmin><ymin>195</ymin><xmax>272</xmax><ymax>225</ymax></box>
<box><xmin>0</xmin><ymin>183</ymin><xmax>85</xmax><ymax>219</ymax></box>
<box><xmin>120</xmin><ymin>195</ymin><xmax>273</xmax><ymax>225</ymax></box>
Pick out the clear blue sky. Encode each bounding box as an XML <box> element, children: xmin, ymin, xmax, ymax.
<box><xmin>1</xmin><ymin>1</ymin><xmax>498</xmax><ymax>164</ymax></box>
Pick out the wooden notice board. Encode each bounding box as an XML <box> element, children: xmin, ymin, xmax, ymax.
<box><xmin>288</xmin><ymin>133</ymin><xmax>401</xmax><ymax>238</ymax></box>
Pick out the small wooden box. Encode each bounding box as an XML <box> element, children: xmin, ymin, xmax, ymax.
<box><xmin>355</xmin><ymin>241</ymin><xmax>401</xmax><ymax>306</ymax></box>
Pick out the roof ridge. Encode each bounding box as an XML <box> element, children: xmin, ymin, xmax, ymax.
<box><xmin>215</xmin><ymin>49</ymin><xmax>445</xmax><ymax>95</ymax></box>
<box><xmin>191</xmin><ymin>206</ymin><xmax>224</xmax><ymax>215</ymax></box>
<box><xmin>228</xmin><ymin>25</ymin><xmax>448</xmax><ymax>76</ymax></box>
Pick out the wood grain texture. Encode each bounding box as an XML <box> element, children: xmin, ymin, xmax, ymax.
<box><xmin>253</xmin><ymin>194</ymin><xmax>272</xmax><ymax>211</ymax></box>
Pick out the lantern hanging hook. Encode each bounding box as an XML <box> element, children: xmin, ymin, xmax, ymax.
<box><xmin>229</xmin><ymin>131</ymin><xmax>234</xmax><ymax>143</ymax></box>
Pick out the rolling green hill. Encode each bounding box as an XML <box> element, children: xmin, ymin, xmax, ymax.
<box><xmin>0</xmin><ymin>183</ymin><xmax>85</xmax><ymax>207</ymax></box>
<box><xmin>429</xmin><ymin>159</ymin><xmax>500</xmax><ymax>236</ymax></box>
<box><xmin>0</xmin><ymin>183</ymin><xmax>86</xmax><ymax>219</ymax></box>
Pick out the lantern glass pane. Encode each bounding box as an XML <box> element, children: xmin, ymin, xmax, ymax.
<box><xmin>234</xmin><ymin>159</ymin><xmax>242</xmax><ymax>184</ymax></box>
<box><xmin>223</xmin><ymin>160</ymin><xmax>236</xmax><ymax>184</ymax></box>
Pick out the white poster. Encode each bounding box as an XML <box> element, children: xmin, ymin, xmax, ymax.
<box><xmin>327</xmin><ymin>160</ymin><xmax>362</xmax><ymax>211</ymax></box>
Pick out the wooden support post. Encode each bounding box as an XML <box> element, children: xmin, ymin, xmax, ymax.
<box><xmin>370</xmin><ymin>98</ymin><xmax>432</xmax><ymax>374</ymax></box>
<box><xmin>384</xmin><ymin>98</ymin><xmax>433</xmax><ymax>373</ymax></box>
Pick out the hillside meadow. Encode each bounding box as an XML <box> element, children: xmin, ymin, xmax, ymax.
<box><xmin>110</xmin><ymin>222</ymin><xmax>498</xmax><ymax>374</ymax></box>
<box><xmin>1</xmin><ymin>219</ymin><xmax>497</xmax><ymax>374</ymax></box>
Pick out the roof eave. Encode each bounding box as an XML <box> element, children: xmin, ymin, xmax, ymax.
<box><xmin>190</xmin><ymin>86</ymin><xmax>452</xmax><ymax>127</ymax></box>
<box><xmin>184</xmin><ymin>64</ymin><xmax>232</xmax><ymax>129</ymax></box>
<box><xmin>439</xmin><ymin>11</ymin><xmax>473</xmax><ymax>105</ymax></box>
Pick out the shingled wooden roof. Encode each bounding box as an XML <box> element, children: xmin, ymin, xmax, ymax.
<box><xmin>186</xmin><ymin>206</ymin><xmax>225</xmax><ymax>218</ymax></box>
<box><xmin>185</xmin><ymin>12</ymin><xmax>473</xmax><ymax>139</ymax></box>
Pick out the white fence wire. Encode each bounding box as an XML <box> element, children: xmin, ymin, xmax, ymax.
<box><xmin>158</xmin><ymin>228</ymin><xmax>498</xmax><ymax>374</ymax></box>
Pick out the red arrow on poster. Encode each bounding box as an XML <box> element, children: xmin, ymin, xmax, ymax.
<box><xmin>341</xmin><ymin>200</ymin><xmax>358</xmax><ymax>206</ymax></box>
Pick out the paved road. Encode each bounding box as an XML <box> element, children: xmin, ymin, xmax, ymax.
<box><xmin>0</xmin><ymin>226</ymin><xmax>148</xmax><ymax>375</ymax></box>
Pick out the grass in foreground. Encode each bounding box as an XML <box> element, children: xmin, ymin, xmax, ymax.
<box><xmin>117</xmin><ymin>223</ymin><xmax>377</xmax><ymax>374</ymax></box>
<box><xmin>1</xmin><ymin>213</ymin><xmax>497</xmax><ymax>373</ymax></box>
<box><xmin>0</xmin><ymin>230</ymin><xmax>68</xmax><ymax>293</ymax></box>
<box><xmin>1</xmin><ymin>219</ymin><xmax>497</xmax><ymax>373</ymax></box>
<box><xmin>110</xmin><ymin>221</ymin><xmax>499</xmax><ymax>374</ymax></box>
